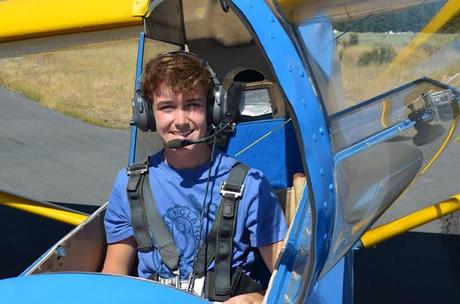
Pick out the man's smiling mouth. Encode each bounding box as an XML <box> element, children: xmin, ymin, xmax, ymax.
<box><xmin>171</xmin><ymin>130</ymin><xmax>193</xmax><ymax>138</ymax></box>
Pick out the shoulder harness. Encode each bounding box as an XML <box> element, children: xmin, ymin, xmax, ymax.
<box><xmin>126</xmin><ymin>159</ymin><xmax>264</xmax><ymax>301</ymax></box>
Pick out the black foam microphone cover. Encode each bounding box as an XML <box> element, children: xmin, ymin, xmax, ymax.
<box><xmin>167</xmin><ymin>139</ymin><xmax>189</xmax><ymax>149</ymax></box>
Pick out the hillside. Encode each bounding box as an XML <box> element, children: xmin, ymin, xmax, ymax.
<box><xmin>334</xmin><ymin>1</ymin><xmax>458</xmax><ymax>33</ymax></box>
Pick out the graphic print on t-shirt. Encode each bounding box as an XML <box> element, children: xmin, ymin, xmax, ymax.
<box><xmin>162</xmin><ymin>193</ymin><xmax>218</xmax><ymax>260</ymax></box>
<box><xmin>163</xmin><ymin>194</ymin><xmax>216</xmax><ymax>259</ymax></box>
<box><xmin>163</xmin><ymin>203</ymin><xmax>201</xmax><ymax>259</ymax></box>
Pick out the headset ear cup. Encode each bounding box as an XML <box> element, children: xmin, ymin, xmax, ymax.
<box><xmin>131</xmin><ymin>91</ymin><xmax>156</xmax><ymax>132</ymax></box>
<box><xmin>209</xmin><ymin>86</ymin><xmax>227</xmax><ymax>127</ymax></box>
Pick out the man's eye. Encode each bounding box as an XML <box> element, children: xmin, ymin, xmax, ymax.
<box><xmin>186</xmin><ymin>103</ymin><xmax>202</xmax><ymax>109</ymax></box>
<box><xmin>159</xmin><ymin>105</ymin><xmax>173</xmax><ymax>111</ymax></box>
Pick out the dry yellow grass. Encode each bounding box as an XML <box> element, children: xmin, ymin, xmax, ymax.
<box><xmin>0</xmin><ymin>39</ymin><xmax>173</xmax><ymax>128</ymax></box>
<box><xmin>339</xmin><ymin>33</ymin><xmax>460</xmax><ymax>107</ymax></box>
<box><xmin>0</xmin><ymin>33</ymin><xmax>458</xmax><ymax>128</ymax></box>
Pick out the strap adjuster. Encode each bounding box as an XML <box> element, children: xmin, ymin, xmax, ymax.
<box><xmin>127</xmin><ymin>164</ymin><xmax>148</xmax><ymax>176</ymax></box>
<box><xmin>220</xmin><ymin>182</ymin><xmax>244</xmax><ymax>199</ymax></box>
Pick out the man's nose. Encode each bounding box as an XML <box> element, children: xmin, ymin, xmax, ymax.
<box><xmin>174</xmin><ymin>108</ymin><xmax>188</xmax><ymax>127</ymax></box>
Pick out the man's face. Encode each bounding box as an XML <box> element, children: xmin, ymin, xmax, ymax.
<box><xmin>152</xmin><ymin>81</ymin><xmax>208</xmax><ymax>152</ymax></box>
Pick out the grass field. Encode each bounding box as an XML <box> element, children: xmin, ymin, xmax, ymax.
<box><xmin>337</xmin><ymin>32</ymin><xmax>460</xmax><ymax>108</ymax></box>
<box><xmin>0</xmin><ymin>39</ymin><xmax>173</xmax><ymax>129</ymax></box>
<box><xmin>0</xmin><ymin>33</ymin><xmax>459</xmax><ymax>128</ymax></box>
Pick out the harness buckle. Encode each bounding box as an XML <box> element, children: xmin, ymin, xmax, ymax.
<box><xmin>173</xmin><ymin>269</ymin><xmax>180</xmax><ymax>289</ymax></box>
<box><xmin>220</xmin><ymin>182</ymin><xmax>244</xmax><ymax>199</ymax></box>
<box><xmin>127</xmin><ymin>165</ymin><xmax>148</xmax><ymax>176</ymax></box>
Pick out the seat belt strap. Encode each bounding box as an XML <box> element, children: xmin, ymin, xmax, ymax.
<box><xmin>214</xmin><ymin>162</ymin><xmax>249</xmax><ymax>299</ymax></box>
<box><xmin>143</xmin><ymin>176</ymin><xmax>180</xmax><ymax>273</ymax></box>
<box><xmin>192</xmin><ymin>162</ymin><xmax>248</xmax><ymax>275</ymax></box>
<box><xmin>192</xmin><ymin>162</ymin><xmax>249</xmax><ymax>301</ymax></box>
<box><xmin>127</xmin><ymin>161</ymin><xmax>152</xmax><ymax>252</ymax></box>
<box><xmin>127</xmin><ymin>159</ymin><xmax>179</xmax><ymax>273</ymax></box>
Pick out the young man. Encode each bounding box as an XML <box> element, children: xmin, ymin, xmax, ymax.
<box><xmin>102</xmin><ymin>52</ymin><xmax>287</xmax><ymax>303</ymax></box>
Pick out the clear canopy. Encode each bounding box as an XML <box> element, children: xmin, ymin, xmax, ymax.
<box><xmin>276</xmin><ymin>0</ymin><xmax>460</xmax><ymax>278</ymax></box>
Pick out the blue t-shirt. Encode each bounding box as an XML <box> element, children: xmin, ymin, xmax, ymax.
<box><xmin>104</xmin><ymin>150</ymin><xmax>287</xmax><ymax>280</ymax></box>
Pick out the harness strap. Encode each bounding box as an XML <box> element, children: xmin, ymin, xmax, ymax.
<box><xmin>192</xmin><ymin>162</ymin><xmax>250</xmax><ymax>301</ymax></box>
<box><xmin>127</xmin><ymin>159</ymin><xmax>179</xmax><ymax>273</ymax></box>
<box><xmin>128</xmin><ymin>159</ymin><xmax>257</xmax><ymax>301</ymax></box>
<box><xmin>204</xmin><ymin>267</ymin><xmax>264</xmax><ymax>299</ymax></box>
<box><xmin>214</xmin><ymin>162</ymin><xmax>249</xmax><ymax>298</ymax></box>
<box><xmin>127</xmin><ymin>161</ymin><xmax>152</xmax><ymax>252</ymax></box>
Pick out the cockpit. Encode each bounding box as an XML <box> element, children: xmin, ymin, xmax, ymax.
<box><xmin>8</xmin><ymin>1</ymin><xmax>459</xmax><ymax>303</ymax></box>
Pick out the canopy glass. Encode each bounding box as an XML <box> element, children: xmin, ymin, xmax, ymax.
<box><xmin>276</xmin><ymin>0</ymin><xmax>460</xmax><ymax>277</ymax></box>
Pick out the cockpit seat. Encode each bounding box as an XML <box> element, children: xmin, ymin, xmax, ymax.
<box><xmin>276</xmin><ymin>174</ymin><xmax>306</xmax><ymax>226</ymax></box>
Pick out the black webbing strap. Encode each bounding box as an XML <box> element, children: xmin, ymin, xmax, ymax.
<box><xmin>127</xmin><ymin>159</ymin><xmax>179</xmax><ymax>273</ymax></box>
<box><xmin>204</xmin><ymin>267</ymin><xmax>264</xmax><ymax>299</ymax></box>
<box><xmin>143</xmin><ymin>176</ymin><xmax>179</xmax><ymax>273</ymax></box>
<box><xmin>192</xmin><ymin>162</ymin><xmax>249</xmax><ymax>301</ymax></box>
<box><xmin>214</xmin><ymin>162</ymin><xmax>249</xmax><ymax>297</ymax></box>
<box><xmin>127</xmin><ymin>161</ymin><xmax>152</xmax><ymax>252</ymax></box>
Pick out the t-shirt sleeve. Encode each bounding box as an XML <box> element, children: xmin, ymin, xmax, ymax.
<box><xmin>243</xmin><ymin>169</ymin><xmax>287</xmax><ymax>248</ymax></box>
<box><xmin>104</xmin><ymin>168</ymin><xmax>134</xmax><ymax>244</ymax></box>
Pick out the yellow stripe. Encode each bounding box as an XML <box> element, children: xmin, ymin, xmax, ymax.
<box><xmin>0</xmin><ymin>0</ymin><xmax>142</xmax><ymax>42</ymax></box>
<box><xmin>380</xmin><ymin>0</ymin><xmax>460</xmax><ymax>127</ymax></box>
<box><xmin>361</xmin><ymin>194</ymin><xmax>460</xmax><ymax>248</ymax></box>
<box><xmin>419</xmin><ymin>118</ymin><xmax>458</xmax><ymax>175</ymax></box>
<box><xmin>0</xmin><ymin>193</ymin><xmax>87</xmax><ymax>226</ymax></box>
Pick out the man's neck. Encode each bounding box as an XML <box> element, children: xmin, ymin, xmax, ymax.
<box><xmin>163</xmin><ymin>144</ymin><xmax>212</xmax><ymax>169</ymax></box>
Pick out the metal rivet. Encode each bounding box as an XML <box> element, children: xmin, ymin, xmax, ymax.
<box><xmin>320</xmin><ymin>168</ymin><xmax>324</xmax><ymax>176</ymax></box>
<box><xmin>299</xmin><ymin>70</ymin><xmax>305</xmax><ymax>77</ymax></box>
<box><xmin>323</xmin><ymin>201</ymin><xmax>327</xmax><ymax>208</ymax></box>
<box><xmin>269</xmin><ymin>15</ymin><xmax>275</xmax><ymax>22</ymax></box>
<box><xmin>288</xmin><ymin>65</ymin><xmax>293</xmax><ymax>72</ymax></box>
<box><xmin>313</xmin><ymin>134</ymin><xmax>318</xmax><ymax>142</ymax></box>
<box><xmin>248</xmin><ymin>1</ymin><xmax>253</xmax><ymax>8</ymax></box>
<box><xmin>319</xmin><ymin>127</ymin><xmax>325</xmax><ymax>136</ymax></box>
<box><xmin>323</xmin><ymin>234</ymin><xmax>328</xmax><ymax>241</ymax></box>
<box><xmin>269</xmin><ymin>32</ymin><xmax>275</xmax><ymax>39</ymax></box>
<box><xmin>302</xmin><ymin>98</ymin><xmax>307</xmax><ymax>107</ymax></box>
<box><xmin>329</xmin><ymin>183</ymin><xmax>334</xmax><ymax>192</ymax></box>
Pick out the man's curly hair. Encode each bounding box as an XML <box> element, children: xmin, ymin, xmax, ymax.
<box><xmin>141</xmin><ymin>52</ymin><xmax>213</xmax><ymax>104</ymax></box>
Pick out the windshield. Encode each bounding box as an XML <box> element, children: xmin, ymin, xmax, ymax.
<box><xmin>276</xmin><ymin>0</ymin><xmax>460</xmax><ymax>277</ymax></box>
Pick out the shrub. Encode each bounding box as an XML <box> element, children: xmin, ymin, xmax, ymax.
<box><xmin>349</xmin><ymin>33</ymin><xmax>359</xmax><ymax>46</ymax></box>
<box><xmin>358</xmin><ymin>46</ymin><xmax>396</xmax><ymax>65</ymax></box>
<box><xmin>338</xmin><ymin>33</ymin><xmax>359</xmax><ymax>49</ymax></box>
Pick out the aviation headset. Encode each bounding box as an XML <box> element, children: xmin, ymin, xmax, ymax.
<box><xmin>131</xmin><ymin>51</ymin><xmax>228</xmax><ymax>132</ymax></box>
